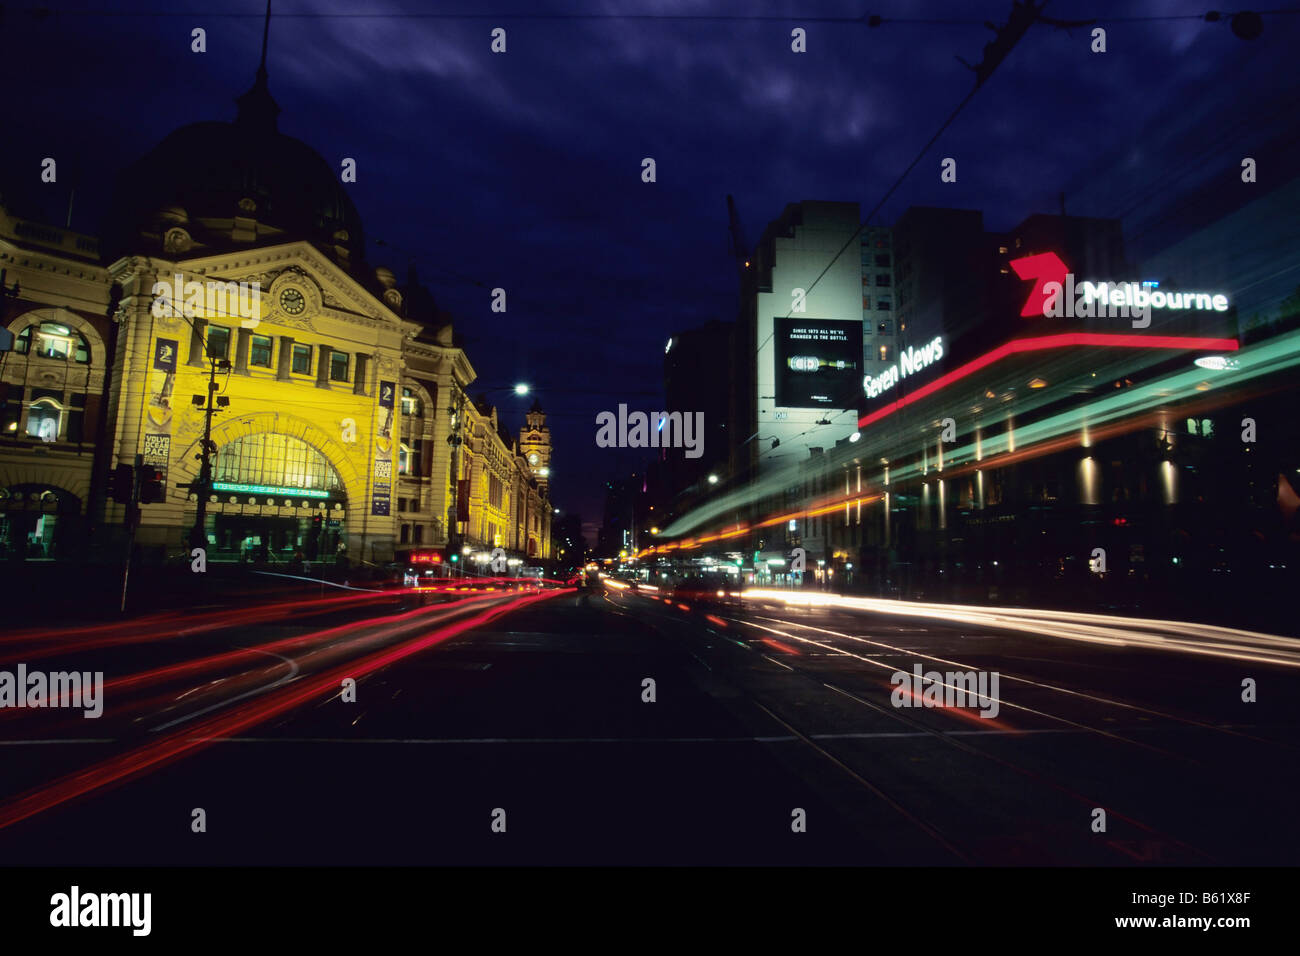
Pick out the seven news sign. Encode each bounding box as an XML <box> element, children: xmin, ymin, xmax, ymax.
<box><xmin>863</xmin><ymin>335</ymin><xmax>945</xmax><ymax>400</ymax></box>
<box><xmin>1010</xmin><ymin>252</ymin><xmax>1231</xmax><ymax>328</ymax></box>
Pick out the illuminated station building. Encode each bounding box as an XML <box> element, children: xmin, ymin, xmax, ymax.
<box><xmin>649</xmin><ymin>197</ymin><xmax>1298</xmax><ymax>613</ymax></box>
<box><xmin>0</xmin><ymin>54</ymin><xmax>552</xmax><ymax>568</ymax></box>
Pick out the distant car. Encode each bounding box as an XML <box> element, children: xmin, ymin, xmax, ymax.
<box><xmin>672</xmin><ymin>572</ymin><xmax>741</xmax><ymax>606</ymax></box>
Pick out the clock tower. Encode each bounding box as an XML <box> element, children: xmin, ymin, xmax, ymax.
<box><xmin>519</xmin><ymin>399</ymin><xmax>552</xmax><ymax>493</ymax></box>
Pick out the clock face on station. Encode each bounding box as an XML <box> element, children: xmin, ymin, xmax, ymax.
<box><xmin>279</xmin><ymin>288</ymin><xmax>306</xmax><ymax>315</ymax></box>
<box><xmin>528</xmin><ymin>453</ymin><xmax>540</xmax><ymax>465</ymax></box>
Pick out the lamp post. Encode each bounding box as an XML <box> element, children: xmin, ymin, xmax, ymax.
<box><xmin>187</xmin><ymin>353</ymin><xmax>232</xmax><ymax>551</ymax></box>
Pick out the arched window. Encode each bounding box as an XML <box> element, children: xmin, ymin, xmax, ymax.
<box><xmin>214</xmin><ymin>433</ymin><xmax>344</xmax><ymax>492</ymax></box>
<box><xmin>398</xmin><ymin>443</ymin><xmax>410</xmax><ymax>475</ymax></box>
<box><xmin>16</xmin><ymin>322</ymin><xmax>91</xmax><ymax>363</ymax></box>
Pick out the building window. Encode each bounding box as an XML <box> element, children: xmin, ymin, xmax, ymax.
<box><xmin>401</xmin><ymin>387</ymin><xmax>423</xmax><ymax>417</ymax></box>
<box><xmin>0</xmin><ymin>387</ymin><xmax>23</xmax><ymax>434</ymax></box>
<box><xmin>206</xmin><ymin>326</ymin><xmax>231</xmax><ymax>360</ymax></box>
<box><xmin>214</xmin><ymin>432</ymin><xmax>344</xmax><ymax>492</ymax></box>
<box><xmin>400</xmin><ymin>524</ymin><xmax>410</xmax><ymax>544</ymax></box>
<box><xmin>398</xmin><ymin>497</ymin><xmax>407</xmax><ymax>512</ymax></box>
<box><xmin>250</xmin><ymin>334</ymin><xmax>273</xmax><ymax>368</ymax></box>
<box><xmin>18</xmin><ymin>322</ymin><xmax>90</xmax><ymax>363</ymax></box>
<box><xmin>413</xmin><ymin>525</ymin><xmax>423</xmax><ymax>544</ymax></box>
<box><xmin>291</xmin><ymin>344</ymin><xmax>312</xmax><ymax>375</ymax></box>
<box><xmin>877</xmin><ymin>298</ymin><xmax>891</xmax><ymax>310</ymax></box>
<box><xmin>878</xmin><ymin>320</ymin><xmax>894</xmax><ymax>335</ymax></box>
<box><xmin>329</xmin><ymin>351</ymin><xmax>349</xmax><ymax>382</ymax></box>
<box><xmin>66</xmin><ymin>393</ymin><xmax>86</xmax><ymax>443</ymax></box>
<box><xmin>410</xmin><ymin>491</ymin><xmax>419</xmax><ymax>510</ymax></box>
<box><xmin>879</xmin><ymin>345</ymin><xmax>890</xmax><ymax>362</ymax></box>
<box><xmin>26</xmin><ymin>399</ymin><xmax>61</xmax><ymax>441</ymax></box>
<box><xmin>875</xmin><ymin>253</ymin><xmax>890</xmax><ymax>267</ymax></box>
<box><xmin>862</xmin><ymin>296</ymin><xmax>870</xmax><ymax>310</ymax></box>
<box><xmin>876</xmin><ymin>273</ymin><xmax>891</xmax><ymax>287</ymax></box>
<box><xmin>398</xmin><ymin>443</ymin><xmax>411</xmax><ymax>475</ymax></box>
<box><xmin>998</xmin><ymin>245</ymin><xmax>1008</xmax><ymax>254</ymax></box>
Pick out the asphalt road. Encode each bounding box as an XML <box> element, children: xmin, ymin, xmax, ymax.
<box><xmin>1</xmin><ymin>581</ymin><xmax>1297</xmax><ymax>865</ymax></box>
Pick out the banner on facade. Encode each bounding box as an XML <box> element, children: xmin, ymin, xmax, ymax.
<box><xmin>153</xmin><ymin>338</ymin><xmax>178</xmax><ymax>373</ymax></box>
<box><xmin>372</xmin><ymin>458</ymin><xmax>392</xmax><ymax>516</ymax></box>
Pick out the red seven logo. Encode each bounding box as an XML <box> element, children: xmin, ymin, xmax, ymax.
<box><xmin>1009</xmin><ymin>252</ymin><xmax>1068</xmax><ymax>317</ymax></box>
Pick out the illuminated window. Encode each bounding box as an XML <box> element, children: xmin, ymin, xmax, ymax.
<box><xmin>878</xmin><ymin>320</ymin><xmax>893</xmax><ymax>335</ymax></box>
<box><xmin>329</xmin><ymin>351</ymin><xmax>349</xmax><ymax>382</ymax></box>
<box><xmin>206</xmin><ymin>325</ymin><xmax>231</xmax><ymax>360</ymax></box>
<box><xmin>879</xmin><ymin>345</ymin><xmax>890</xmax><ymax>361</ymax></box>
<box><xmin>0</xmin><ymin>387</ymin><xmax>22</xmax><ymax>433</ymax></box>
<box><xmin>214</xmin><ymin>433</ymin><xmax>343</xmax><ymax>492</ymax></box>
<box><xmin>401</xmin><ymin>387</ymin><xmax>423</xmax><ymax>417</ymax></box>
<box><xmin>18</xmin><ymin>323</ymin><xmax>90</xmax><ymax>363</ymax></box>
<box><xmin>250</xmin><ymin>335</ymin><xmax>273</xmax><ymax>368</ymax></box>
<box><xmin>998</xmin><ymin>245</ymin><xmax>1008</xmax><ymax>254</ymax></box>
<box><xmin>398</xmin><ymin>443</ymin><xmax>411</xmax><ymax>475</ymax></box>
<box><xmin>291</xmin><ymin>344</ymin><xmax>312</xmax><ymax>374</ymax></box>
<box><xmin>26</xmin><ymin>399</ymin><xmax>61</xmax><ymax>441</ymax></box>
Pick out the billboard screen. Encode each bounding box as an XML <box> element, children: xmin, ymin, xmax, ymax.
<box><xmin>774</xmin><ymin>318</ymin><xmax>861</xmax><ymax>409</ymax></box>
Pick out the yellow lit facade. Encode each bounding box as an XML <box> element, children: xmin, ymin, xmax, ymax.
<box><xmin>0</xmin><ymin>59</ymin><xmax>551</xmax><ymax>567</ymax></box>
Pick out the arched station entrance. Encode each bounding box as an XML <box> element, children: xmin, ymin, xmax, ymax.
<box><xmin>196</xmin><ymin>432</ymin><xmax>348</xmax><ymax>563</ymax></box>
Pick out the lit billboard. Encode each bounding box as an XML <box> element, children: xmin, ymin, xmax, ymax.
<box><xmin>774</xmin><ymin>318</ymin><xmax>861</xmax><ymax>409</ymax></box>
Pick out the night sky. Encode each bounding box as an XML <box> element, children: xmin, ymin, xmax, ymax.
<box><xmin>4</xmin><ymin>1</ymin><xmax>1298</xmax><ymax>540</ymax></box>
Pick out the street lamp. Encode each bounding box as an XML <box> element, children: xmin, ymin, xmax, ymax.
<box><xmin>708</xmin><ymin>474</ymin><xmax>719</xmax><ymax>484</ymax></box>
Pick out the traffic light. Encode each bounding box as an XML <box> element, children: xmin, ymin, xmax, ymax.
<box><xmin>110</xmin><ymin>463</ymin><xmax>134</xmax><ymax>503</ymax></box>
<box><xmin>312</xmin><ymin>514</ymin><xmax>323</xmax><ymax>531</ymax></box>
<box><xmin>138</xmin><ymin>465</ymin><xmax>165</xmax><ymax>504</ymax></box>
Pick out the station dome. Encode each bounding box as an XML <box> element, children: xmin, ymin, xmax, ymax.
<box><xmin>104</xmin><ymin>36</ymin><xmax>365</xmax><ymax>272</ymax></box>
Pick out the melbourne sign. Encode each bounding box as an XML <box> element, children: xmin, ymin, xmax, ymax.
<box><xmin>1011</xmin><ymin>253</ymin><xmax>1230</xmax><ymax>329</ymax></box>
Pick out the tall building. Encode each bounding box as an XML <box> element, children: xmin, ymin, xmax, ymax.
<box><xmin>662</xmin><ymin>318</ymin><xmax>731</xmax><ymax>503</ymax></box>
<box><xmin>860</xmin><ymin>225</ymin><xmax>897</xmax><ymax>387</ymax></box>
<box><xmin>736</xmin><ymin>201</ymin><xmax>863</xmax><ymax>478</ymax></box>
